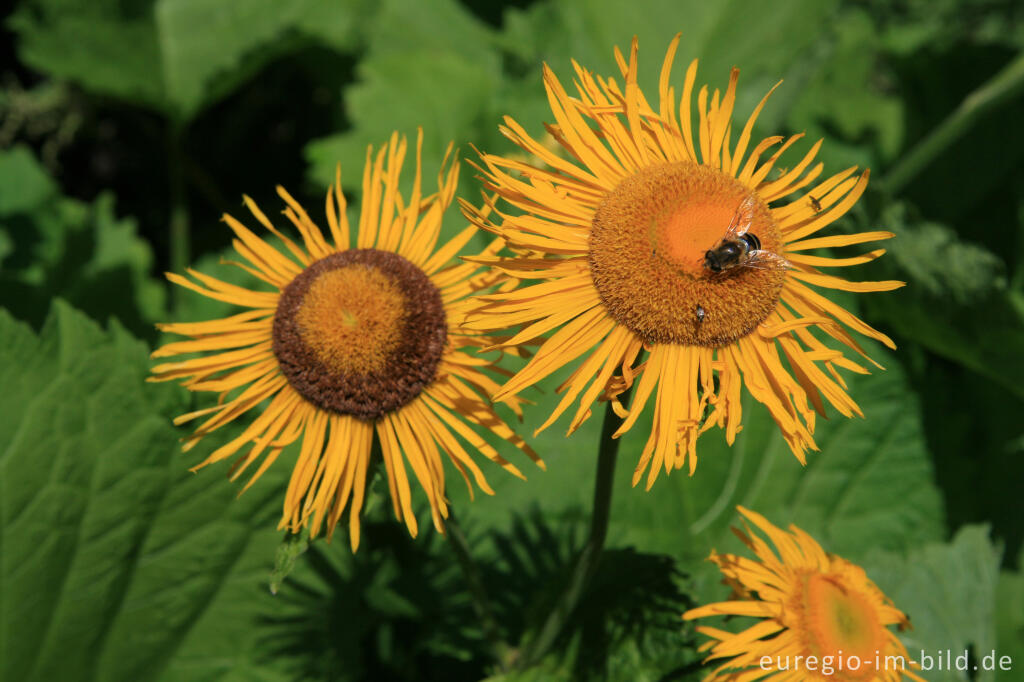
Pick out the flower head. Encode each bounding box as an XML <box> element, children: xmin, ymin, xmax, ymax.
<box><xmin>151</xmin><ymin>130</ymin><xmax>542</xmax><ymax>550</ymax></box>
<box><xmin>463</xmin><ymin>36</ymin><xmax>902</xmax><ymax>487</ymax></box>
<box><xmin>683</xmin><ymin>507</ymin><xmax>921</xmax><ymax>681</ymax></box>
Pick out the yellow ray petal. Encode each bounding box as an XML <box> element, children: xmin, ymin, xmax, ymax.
<box><xmin>785</xmin><ymin>230</ymin><xmax>894</xmax><ymax>252</ymax></box>
<box><xmin>377</xmin><ymin>414</ymin><xmax>419</xmax><ymax>537</ymax></box>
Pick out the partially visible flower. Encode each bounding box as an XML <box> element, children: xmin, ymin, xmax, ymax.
<box><xmin>684</xmin><ymin>507</ymin><xmax>921</xmax><ymax>681</ymax></box>
<box><xmin>150</xmin><ymin>130</ymin><xmax>542</xmax><ymax>550</ymax></box>
<box><xmin>463</xmin><ymin>36</ymin><xmax>902</xmax><ymax>487</ymax></box>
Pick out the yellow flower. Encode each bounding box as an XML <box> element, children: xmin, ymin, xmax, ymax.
<box><xmin>150</xmin><ymin>131</ymin><xmax>542</xmax><ymax>550</ymax></box>
<box><xmin>683</xmin><ymin>507</ymin><xmax>922</xmax><ymax>681</ymax></box>
<box><xmin>462</xmin><ymin>36</ymin><xmax>902</xmax><ymax>487</ymax></box>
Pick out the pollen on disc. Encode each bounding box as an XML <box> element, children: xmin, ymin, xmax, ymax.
<box><xmin>272</xmin><ymin>249</ymin><xmax>447</xmax><ymax>420</ymax></box>
<box><xmin>295</xmin><ymin>266</ymin><xmax>405</xmax><ymax>375</ymax></box>
<box><xmin>588</xmin><ymin>161</ymin><xmax>785</xmax><ymax>347</ymax></box>
<box><xmin>801</xmin><ymin>573</ymin><xmax>887</xmax><ymax>665</ymax></box>
<box><xmin>656</xmin><ymin>200</ymin><xmax>744</xmax><ymax>276</ymax></box>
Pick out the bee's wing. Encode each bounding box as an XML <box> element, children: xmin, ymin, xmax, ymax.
<box><xmin>722</xmin><ymin>195</ymin><xmax>757</xmax><ymax>240</ymax></box>
<box><xmin>743</xmin><ymin>249</ymin><xmax>791</xmax><ymax>271</ymax></box>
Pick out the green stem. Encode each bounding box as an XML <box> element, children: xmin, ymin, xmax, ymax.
<box><xmin>883</xmin><ymin>50</ymin><xmax>1024</xmax><ymax>195</ymax></box>
<box><xmin>167</xmin><ymin>123</ymin><xmax>190</xmax><ymax>311</ymax></box>
<box><xmin>518</xmin><ymin>392</ymin><xmax>630</xmax><ymax>667</ymax></box>
<box><xmin>444</xmin><ymin>509</ymin><xmax>511</xmax><ymax>670</ymax></box>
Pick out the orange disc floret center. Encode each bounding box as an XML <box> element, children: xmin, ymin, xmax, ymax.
<box><xmin>295</xmin><ymin>266</ymin><xmax>405</xmax><ymax>374</ymax></box>
<box><xmin>272</xmin><ymin>249</ymin><xmax>447</xmax><ymax>421</ymax></box>
<box><xmin>655</xmin><ymin>200</ymin><xmax>746</xmax><ymax>276</ymax></box>
<box><xmin>795</xmin><ymin>571</ymin><xmax>888</xmax><ymax>679</ymax></box>
<box><xmin>589</xmin><ymin>161</ymin><xmax>785</xmax><ymax>347</ymax></box>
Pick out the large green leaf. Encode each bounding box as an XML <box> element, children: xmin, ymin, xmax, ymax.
<box><xmin>493</xmin><ymin>0</ymin><xmax>888</xmax><ymax>168</ymax></box>
<box><xmin>305</xmin><ymin>0</ymin><xmax>501</xmax><ymax>195</ymax></box>
<box><xmin>0</xmin><ymin>301</ymin><xmax>292</xmax><ymax>682</ymax></box>
<box><xmin>501</xmin><ymin>0</ymin><xmax>839</xmax><ymax>93</ymax></box>
<box><xmin>10</xmin><ymin>0</ymin><xmax>373</xmax><ymax>120</ymax></box>
<box><xmin>9</xmin><ymin>0</ymin><xmax>165</xmax><ymax>110</ymax></box>
<box><xmin>995</xmin><ymin>549</ymin><xmax>1024</xmax><ymax>682</ymax></box>
<box><xmin>612</xmin><ymin>355</ymin><xmax>945</xmax><ymax>597</ymax></box>
<box><xmin>153</xmin><ymin>0</ymin><xmax>374</xmax><ymax>119</ymax></box>
<box><xmin>447</xmin><ymin>345</ymin><xmax>943</xmax><ymax>607</ymax></box>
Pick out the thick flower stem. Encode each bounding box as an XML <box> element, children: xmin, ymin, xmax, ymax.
<box><xmin>518</xmin><ymin>391</ymin><xmax>630</xmax><ymax>668</ymax></box>
<box><xmin>167</xmin><ymin>123</ymin><xmax>190</xmax><ymax>311</ymax></box>
<box><xmin>444</xmin><ymin>510</ymin><xmax>512</xmax><ymax>670</ymax></box>
<box><xmin>883</xmin><ymin>50</ymin><xmax>1024</xmax><ymax>195</ymax></box>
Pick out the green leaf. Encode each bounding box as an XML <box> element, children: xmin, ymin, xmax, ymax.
<box><xmin>447</xmin><ymin>346</ymin><xmax>943</xmax><ymax>611</ymax></box>
<box><xmin>864</xmin><ymin>526</ymin><xmax>1003</xmax><ymax>682</ymax></box>
<box><xmin>905</xmin><ymin>355</ymin><xmax>1024</xmax><ymax>584</ymax></box>
<box><xmin>883</xmin><ymin>203</ymin><xmax>1006</xmax><ymax>302</ymax></box>
<box><xmin>503</xmin><ymin>0</ymin><xmax>836</xmax><ymax>84</ymax></box>
<box><xmin>483</xmin><ymin>662</ymin><xmax>573</xmax><ymax>682</ymax></box>
<box><xmin>861</xmin><ymin>201</ymin><xmax>1024</xmax><ymax>401</ymax></box>
<box><xmin>153</xmin><ymin>0</ymin><xmax>375</xmax><ymax>119</ymax></box>
<box><xmin>258</xmin><ymin>519</ymin><xmax>493</xmax><ymax>681</ymax></box>
<box><xmin>0</xmin><ymin>144</ymin><xmax>57</xmax><ymax>214</ymax></box>
<box><xmin>10</xmin><ymin>0</ymin><xmax>164</xmax><ymax>107</ymax></box>
<box><xmin>469</xmin><ymin>505</ymin><xmax>693</xmax><ymax>678</ymax></box>
<box><xmin>10</xmin><ymin>0</ymin><xmax>373</xmax><ymax>120</ymax></box>
<box><xmin>171</xmin><ymin>243</ymin><xmax>263</xmax><ymax>325</ymax></box>
<box><xmin>499</xmin><ymin>0</ymin><xmax>844</xmax><ymax>134</ymax></box>
<box><xmin>0</xmin><ymin>301</ymin><xmax>292</xmax><ymax>682</ymax></box>
<box><xmin>482</xmin><ymin>0</ymin><xmax>925</xmax><ymax>194</ymax></box>
<box><xmin>305</xmin><ymin>0</ymin><xmax>500</xmax><ymax>196</ymax></box>
<box><xmin>617</xmin><ymin>355</ymin><xmax>944</xmax><ymax>596</ymax></box>
<box><xmin>268</xmin><ymin>529</ymin><xmax>311</xmax><ymax>596</ymax></box>
<box><xmin>869</xmin><ymin>0</ymin><xmax>1024</xmax><ymax>55</ymax></box>
<box><xmin>0</xmin><ymin>146</ymin><xmax>166</xmax><ymax>339</ymax></box>
<box><xmin>995</xmin><ymin>549</ymin><xmax>1024</xmax><ymax>681</ymax></box>
<box><xmin>786</xmin><ymin>6</ymin><xmax>904</xmax><ymax>167</ymax></box>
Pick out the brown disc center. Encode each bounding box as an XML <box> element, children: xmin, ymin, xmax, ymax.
<box><xmin>588</xmin><ymin>161</ymin><xmax>785</xmax><ymax>347</ymax></box>
<box><xmin>272</xmin><ymin>249</ymin><xmax>447</xmax><ymax>420</ymax></box>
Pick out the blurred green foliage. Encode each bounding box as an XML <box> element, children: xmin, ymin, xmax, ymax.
<box><xmin>1</xmin><ymin>0</ymin><xmax>1023</xmax><ymax>680</ymax></box>
<box><xmin>0</xmin><ymin>145</ymin><xmax>164</xmax><ymax>338</ymax></box>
